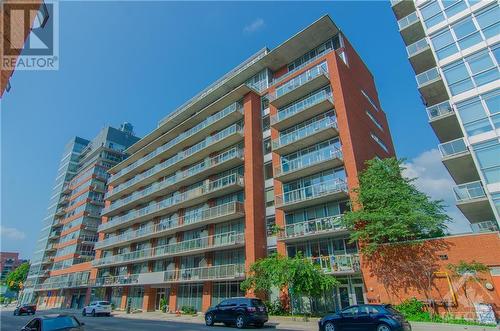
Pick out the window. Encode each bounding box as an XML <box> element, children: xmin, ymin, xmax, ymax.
<box><xmin>421</xmin><ymin>1</ymin><xmax>445</xmax><ymax>28</ymax></box>
<box><xmin>456</xmin><ymin>89</ymin><xmax>499</xmax><ymax>136</ymax></box>
<box><xmin>476</xmin><ymin>4</ymin><xmax>500</xmax><ymax>39</ymax></box>
<box><xmin>266</xmin><ymin>216</ymin><xmax>276</xmax><ymax>236</ymax></box>
<box><xmin>263</xmin><ymin>138</ymin><xmax>272</xmax><ymax>155</ymax></box>
<box><xmin>473</xmin><ymin>139</ymin><xmax>500</xmax><ymax>184</ymax></box>
<box><xmin>265</xmin><ymin>188</ymin><xmax>274</xmax><ymax>207</ymax></box>
<box><xmin>262</xmin><ymin>114</ymin><xmax>270</xmax><ymax>131</ymax></box>
<box><xmin>361</xmin><ymin>90</ymin><xmax>379</xmax><ymax>111</ymax></box>
<box><xmin>264</xmin><ymin>162</ymin><xmax>273</xmax><ymax>180</ymax></box>
<box><xmin>371</xmin><ymin>133</ymin><xmax>389</xmax><ymax>153</ymax></box>
<box><xmin>366</xmin><ymin>111</ymin><xmax>384</xmax><ymax>131</ymax></box>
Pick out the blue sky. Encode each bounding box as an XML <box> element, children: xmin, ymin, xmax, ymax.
<box><xmin>1</xmin><ymin>1</ymin><xmax>470</xmax><ymax>259</ymax></box>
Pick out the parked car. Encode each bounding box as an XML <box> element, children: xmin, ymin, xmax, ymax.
<box><xmin>21</xmin><ymin>314</ymin><xmax>85</xmax><ymax>331</ymax></box>
<box><xmin>14</xmin><ymin>304</ymin><xmax>37</xmax><ymax>315</ymax></box>
<box><xmin>318</xmin><ymin>304</ymin><xmax>412</xmax><ymax>331</ymax></box>
<box><xmin>81</xmin><ymin>301</ymin><xmax>111</xmax><ymax>317</ymax></box>
<box><xmin>205</xmin><ymin>297</ymin><xmax>268</xmax><ymax>329</ymax></box>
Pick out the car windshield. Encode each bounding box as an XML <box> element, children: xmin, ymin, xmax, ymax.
<box><xmin>98</xmin><ymin>301</ymin><xmax>110</xmax><ymax>305</ymax></box>
<box><xmin>43</xmin><ymin>316</ymin><xmax>80</xmax><ymax>330</ymax></box>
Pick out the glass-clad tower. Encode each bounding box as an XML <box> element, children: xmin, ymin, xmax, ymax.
<box><xmin>391</xmin><ymin>0</ymin><xmax>500</xmax><ymax>231</ymax></box>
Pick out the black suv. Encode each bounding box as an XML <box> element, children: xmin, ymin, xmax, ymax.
<box><xmin>205</xmin><ymin>297</ymin><xmax>268</xmax><ymax>329</ymax></box>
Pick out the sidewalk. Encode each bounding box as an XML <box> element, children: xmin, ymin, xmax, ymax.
<box><xmin>23</xmin><ymin>308</ymin><xmax>499</xmax><ymax>331</ymax></box>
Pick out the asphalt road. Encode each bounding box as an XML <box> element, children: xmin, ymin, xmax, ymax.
<box><xmin>0</xmin><ymin>310</ymin><xmax>297</xmax><ymax>331</ymax></box>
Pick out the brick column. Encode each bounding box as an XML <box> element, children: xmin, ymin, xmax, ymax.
<box><xmin>243</xmin><ymin>91</ymin><xmax>267</xmax><ymax>296</ymax></box>
<box><xmin>169</xmin><ymin>285</ymin><xmax>177</xmax><ymax>312</ymax></box>
<box><xmin>84</xmin><ymin>287</ymin><xmax>92</xmax><ymax>306</ymax></box>
<box><xmin>142</xmin><ymin>286</ymin><xmax>156</xmax><ymax>312</ymax></box>
<box><xmin>120</xmin><ymin>287</ymin><xmax>129</xmax><ymax>310</ymax></box>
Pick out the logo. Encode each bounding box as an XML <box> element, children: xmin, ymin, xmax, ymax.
<box><xmin>1</xmin><ymin>1</ymin><xmax>59</xmax><ymax>70</ymax></box>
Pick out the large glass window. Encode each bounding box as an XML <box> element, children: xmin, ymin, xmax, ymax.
<box><xmin>456</xmin><ymin>89</ymin><xmax>499</xmax><ymax>136</ymax></box>
<box><xmin>473</xmin><ymin>139</ymin><xmax>500</xmax><ymax>184</ymax></box>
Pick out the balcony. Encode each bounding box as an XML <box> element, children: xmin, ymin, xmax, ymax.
<box><xmin>407</xmin><ymin>38</ymin><xmax>435</xmax><ymax>73</ymax></box>
<box><xmin>471</xmin><ymin>220</ymin><xmax>499</xmax><ymax>233</ymax></box>
<box><xmin>109</xmin><ymin>102</ymin><xmax>244</xmax><ymax>186</ymax></box>
<box><xmin>35</xmin><ymin>278</ymin><xmax>90</xmax><ymax>291</ymax></box>
<box><xmin>48</xmin><ymin>232</ymin><xmax>60</xmax><ymax>240</ymax></box>
<box><xmin>99</xmin><ymin>174</ymin><xmax>244</xmax><ymax>233</ymax></box>
<box><xmin>272</xmin><ymin>117</ymin><xmax>338</xmax><ymax>155</ymax></box>
<box><xmin>398</xmin><ymin>11</ymin><xmax>425</xmax><ymax>45</ymax></box>
<box><xmin>102</xmin><ymin>148</ymin><xmax>244</xmax><ymax>216</ymax></box>
<box><xmin>97</xmin><ymin>201</ymin><xmax>244</xmax><ymax>249</ymax></box>
<box><xmin>274</xmin><ymin>147</ymin><xmax>343</xmax><ymax>182</ymax></box>
<box><xmin>269</xmin><ymin>64</ymin><xmax>330</xmax><ymax>109</ymax></box>
<box><xmin>439</xmin><ymin>138</ymin><xmax>479</xmax><ymax>184</ymax></box>
<box><xmin>107</xmin><ymin>123</ymin><xmax>244</xmax><ymax>201</ymax></box>
<box><xmin>416</xmin><ymin>68</ymin><xmax>448</xmax><ymax>106</ymax></box>
<box><xmin>93</xmin><ymin>232</ymin><xmax>244</xmax><ymax>268</ymax></box>
<box><xmin>278</xmin><ymin>216</ymin><xmax>347</xmax><ymax>243</ymax></box>
<box><xmin>271</xmin><ymin>88</ymin><xmax>334</xmax><ymax>131</ymax></box>
<box><xmin>275</xmin><ymin>178</ymin><xmax>348</xmax><ymax>211</ymax></box>
<box><xmin>308</xmin><ymin>254</ymin><xmax>360</xmax><ymax>275</ymax></box>
<box><xmin>164</xmin><ymin>263</ymin><xmax>245</xmax><ymax>283</ymax></box>
<box><xmin>391</xmin><ymin>0</ymin><xmax>416</xmax><ymax>21</ymax></box>
<box><xmin>454</xmin><ymin>181</ymin><xmax>495</xmax><ymax>223</ymax></box>
<box><xmin>427</xmin><ymin>101</ymin><xmax>462</xmax><ymax>142</ymax></box>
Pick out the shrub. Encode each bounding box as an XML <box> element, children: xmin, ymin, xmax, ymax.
<box><xmin>265</xmin><ymin>299</ymin><xmax>289</xmax><ymax>316</ymax></box>
<box><xmin>181</xmin><ymin>305</ymin><xmax>197</xmax><ymax>315</ymax></box>
<box><xmin>159</xmin><ymin>297</ymin><xmax>168</xmax><ymax>313</ymax></box>
<box><xmin>395</xmin><ymin>298</ymin><xmax>431</xmax><ymax>321</ymax></box>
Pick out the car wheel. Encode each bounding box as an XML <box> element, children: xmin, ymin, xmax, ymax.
<box><xmin>13</xmin><ymin>310</ymin><xmax>17</xmax><ymax>316</ymax></box>
<box><xmin>235</xmin><ymin>315</ymin><xmax>246</xmax><ymax>329</ymax></box>
<box><xmin>91</xmin><ymin>309</ymin><xmax>96</xmax><ymax>317</ymax></box>
<box><xmin>82</xmin><ymin>309</ymin><xmax>86</xmax><ymax>316</ymax></box>
<box><xmin>205</xmin><ymin>313</ymin><xmax>214</xmax><ymax>326</ymax></box>
<box><xmin>325</xmin><ymin>321</ymin><xmax>335</xmax><ymax>331</ymax></box>
<box><xmin>107</xmin><ymin>313</ymin><xmax>111</xmax><ymax>317</ymax></box>
<box><xmin>377</xmin><ymin>324</ymin><xmax>392</xmax><ymax>331</ymax></box>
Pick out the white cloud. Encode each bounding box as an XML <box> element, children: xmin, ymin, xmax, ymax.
<box><xmin>403</xmin><ymin>149</ymin><xmax>472</xmax><ymax>234</ymax></box>
<box><xmin>0</xmin><ymin>225</ymin><xmax>26</xmax><ymax>240</ymax></box>
<box><xmin>243</xmin><ymin>18</ymin><xmax>265</xmax><ymax>33</ymax></box>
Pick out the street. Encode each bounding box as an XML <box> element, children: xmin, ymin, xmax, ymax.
<box><xmin>1</xmin><ymin>309</ymin><xmax>497</xmax><ymax>331</ymax></box>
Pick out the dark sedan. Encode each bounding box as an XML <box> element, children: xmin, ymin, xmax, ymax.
<box><xmin>205</xmin><ymin>297</ymin><xmax>268</xmax><ymax>329</ymax></box>
<box><xmin>21</xmin><ymin>314</ymin><xmax>85</xmax><ymax>331</ymax></box>
<box><xmin>14</xmin><ymin>304</ymin><xmax>37</xmax><ymax>316</ymax></box>
<box><xmin>318</xmin><ymin>304</ymin><xmax>411</xmax><ymax>331</ymax></box>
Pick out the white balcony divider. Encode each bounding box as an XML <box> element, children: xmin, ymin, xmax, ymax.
<box><xmin>275</xmin><ymin>178</ymin><xmax>347</xmax><ymax>208</ymax></box>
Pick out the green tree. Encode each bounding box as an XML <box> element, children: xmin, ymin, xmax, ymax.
<box><xmin>342</xmin><ymin>157</ymin><xmax>449</xmax><ymax>254</ymax></box>
<box><xmin>6</xmin><ymin>262</ymin><xmax>30</xmax><ymax>292</ymax></box>
<box><xmin>241</xmin><ymin>254</ymin><xmax>339</xmax><ymax>313</ymax></box>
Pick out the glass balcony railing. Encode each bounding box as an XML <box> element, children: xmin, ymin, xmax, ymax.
<box><xmin>416</xmin><ymin>67</ymin><xmax>441</xmax><ymax>87</ymax></box>
<box><xmin>272</xmin><ymin>117</ymin><xmax>337</xmax><ymax>150</ymax></box>
<box><xmin>93</xmin><ymin>274</ymin><xmax>139</xmax><ymax>287</ymax></box>
<box><xmin>275</xmin><ymin>178</ymin><xmax>348</xmax><ymax>208</ymax></box>
<box><xmin>93</xmin><ymin>232</ymin><xmax>244</xmax><ymax>267</ymax></box>
<box><xmin>471</xmin><ymin>220</ymin><xmax>499</xmax><ymax>233</ymax></box>
<box><xmin>164</xmin><ymin>263</ymin><xmax>245</xmax><ymax>282</ymax></box>
<box><xmin>398</xmin><ymin>12</ymin><xmax>419</xmax><ymax>30</ymax></box>
<box><xmin>453</xmin><ymin>181</ymin><xmax>486</xmax><ymax>202</ymax></box>
<box><xmin>308</xmin><ymin>254</ymin><xmax>360</xmax><ymax>274</ymax></box>
<box><xmin>390</xmin><ymin>0</ymin><xmax>403</xmax><ymax>6</ymax></box>
<box><xmin>269</xmin><ymin>63</ymin><xmax>329</xmax><ymax>101</ymax></box>
<box><xmin>271</xmin><ymin>88</ymin><xmax>333</xmax><ymax>125</ymax></box>
<box><xmin>35</xmin><ymin>278</ymin><xmax>90</xmax><ymax>291</ymax></box>
<box><xmin>280</xmin><ymin>215</ymin><xmax>344</xmax><ymax>240</ymax></box>
<box><xmin>439</xmin><ymin>138</ymin><xmax>468</xmax><ymax>158</ymax></box>
<box><xmin>100</xmin><ymin>173</ymin><xmax>244</xmax><ymax>232</ymax></box>
<box><xmin>102</xmin><ymin>148</ymin><xmax>243</xmax><ymax>215</ymax></box>
<box><xmin>406</xmin><ymin>38</ymin><xmax>430</xmax><ymax>57</ymax></box>
<box><xmin>275</xmin><ymin>146</ymin><xmax>342</xmax><ymax>177</ymax></box>
<box><xmin>109</xmin><ymin>102</ymin><xmax>243</xmax><ymax>184</ymax></box>
<box><xmin>107</xmin><ymin>123</ymin><xmax>243</xmax><ymax>199</ymax></box>
<box><xmin>426</xmin><ymin>101</ymin><xmax>453</xmax><ymax>120</ymax></box>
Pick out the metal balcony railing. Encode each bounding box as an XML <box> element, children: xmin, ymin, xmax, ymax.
<box><xmin>453</xmin><ymin>181</ymin><xmax>486</xmax><ymax>202</ymax></box>
<box><xmin>406</xmin><ymin>38</ymin><xmax>430</xmax><ymax>57</ymax></box>
<box><xmin>416</xmin><ymin>67</ymin><xmax>441</xmax><ymax>87</ymax></box>
<box><xmin>271</xmin><ymin>88</ymin><xmax>333</xmax><ymax>125</ymax></box>
<box><xmin>279</xmin><ymin>215</ymin><xmax>344</xmax><ymax>240</ymax></box>
<box><xmin>109</xmin><ymin>102</ymin><xmax>243</xmax><ymax>184</ymax></box>
<box><xmin>100</xmin><ymin>174</ymin><xmax>244</xmax><ymax>232</ymax></box>
<box><xmin>275</xmin><ymin>147</ymin><xmax>342</xmax><ymax>177</ymax></box>
<box><xmin>164</xmin><ymin>264</ymin><xmax>245</xmax><ymax>282</ymax></box>
<box><xmin>102</xmin><ymin>148</ymin><xmax>243</xmax><ymax>215</ymax></box>
<box><xmin>272</xmin><ymin>117</ymin><xmax>337</xmax><ymax>150</ymax></box>
<box><xmin>108</xmin><ymin>123</ymin><xmax>243</xmax><ymax>199</ymax></box>
<box><xmin>439</xmin><ymin>138</ymin><xmax>468</xmax><ymax>158</ymax></box>
<box><xmin>97</xmin><ymin>201</ymin><xmax>244</xmax><ymax>246</ymax></box>
<box><xmin>427</xmin><ymin>101</ymin><xmax>453</xmax><ymax>120</ymax></box>
<box><xmin>398</xmin><ymin>11</ymin><xmax>419</xmax><ymax>30</ymax></box>
<box><xmin>268</xmin><ymin>63</ymin><xmax>329</xmax><ymax>102</ymax></box>
<box><xmin>275</xmin><ymin>178</ymin><xmax>348</xmax><ymax>208</ymax></box>
<box><xmin>93</xmin><ymin>232</ymin><xmax>244</xmax><ymax>267</ymax></box>
<box><xmin>309</xmin><ymin>254</ymin><xmax>360</xmax><ymax>274</ymax></box>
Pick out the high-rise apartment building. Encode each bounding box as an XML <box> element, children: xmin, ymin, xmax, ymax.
<box><xmin>90</xmin><ymin>15</ymin><xmax>395</xmax><ymax>313</ymax></box>
<box><xmin>391</xmin><ymin>0</ymin><xmax>500</xmax><ymax>231</ymax></box>
<box><xmin>0</xmin><ymin>252</ymin><xmax>27</xmax><ymax>281</ymax></box>
<box><xmin>22</xmin><ymin>124</ymin><xmax>139</xmax><ymax>307</ymax></box>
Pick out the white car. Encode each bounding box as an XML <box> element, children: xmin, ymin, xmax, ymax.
<box><xmin>82</xmin><ymin>301</ymin><xmax>112</xmax><ymax>317</ymax></box>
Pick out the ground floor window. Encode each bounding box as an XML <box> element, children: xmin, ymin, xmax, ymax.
<box><xmin>154</xmin><ymin>287</ymin><xmax>170</xmax><ymax>311</ymax></box>
<box><xmin>211</xmin><ymin>281</ymin><xmax>243</xmax><ymax>306</ymax></box>
<box><xmin>129</xmin><ymin>286</ymin><xmax>144</xmax><ymax>310</ymax></box>
<box><xmin>177</xmin><ymin>283</ymin><xmax>203</xmax><ymax>312</ymax></box>
<box><xmin>110</xmin><ymin>287</ymin><xmax>123</xmax><ymax>308</ymax></box>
